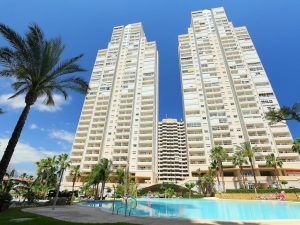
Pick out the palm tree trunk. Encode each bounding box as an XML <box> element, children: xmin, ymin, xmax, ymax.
<box><xmin>100</xmin><ymin>181</ymin><xmax>105</xmax><ymax>200</ymax></box>
<box><xmin>52</xmin><ymin>168</ymin><xmax>64</xmax><ymax>210</ymax></box>
<box><xmin>220</xmin><ymin>162</ymin><xmax>225</xmax><ymax>192</ymax></box>
<box><xmin>240</xmin><ymin>166</ymin><xmax>247</xmax><ymax>189</ymax></box>
<box><xmin>275</xmin><ymin>166</ymin><xmax>281</xmax><ymax>188</ymax></box>
<box><xmin>95</xmin><ymin>183</ymin><xmax>99</xmax><ymax>199</ymax></box>
<box><xmin>216</xmin><ymin>171</ymin><xmax>220</xmax><ymax>185</ymax></box>
<box><xmin>0</xmin><ymin>104</ymin><xmax>31</xmax><ymax>183</ymax></box>
<box><xmin>71</xmin><ymin>175</ymin><xmax>76</xmax><ymax>204</ymax></box>
<box><xmin>249</xmin><ymin>158</ymin><xmax>258</xmax><ymax>188</ymax></box>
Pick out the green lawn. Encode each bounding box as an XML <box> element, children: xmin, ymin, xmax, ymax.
<box><xmin>0</xmin><ymin>207</ymin><xmax>138</xmax><ymax>225</ymax></box>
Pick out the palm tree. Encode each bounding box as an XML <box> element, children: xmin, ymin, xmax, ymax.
<box><xmin>0</xmin><ymin>23</ymin><xmax>88</xmax><ymax>182</ymax></box>
<box><xmin>209</xmin><ymin>160</ymin><xmax>220</xmax><ymax>186</ymax></box>
<box><xmin>266</xmin><ymin>153</ymin><xmax>283</xmax><ymax>188</ymax></box>
<box><xmin>292</xmin><ymin>138</ymin><xmax>300</xmax><ymax>155</ymax></box>
<box><xmin>210</xmin><ymin>146</ymin><xmax>228</xmax><ymax>192</ymax></box>
<box><xmin>236</xmin><ymin>142</ymin><xmax>258</xmax><ymax>189</ymax></box>
<box><xmin>185</xmin><ymin>182</ymin><xmax>195</xmax><ymax>198</ymax></box>
<box><xmin>36</xmin><ymin>156</ymin><xmax>57</xmax><ymax>197</ymax></box>
<box><xmin>232</xmin><ymin>150</ymin><xmax>248</xmax><ymax>189</ymax></box>
<box><xmin>52</xmin><ymin>153</ymin><xmax>70</xmax><ymax>210</ymax></box>
<box><xmin>266</xmin><ymin>103</ymin><xmax>300</xmax><ymax>123</ymax></box>
<box><xmin>197</xmin><ymin>169</ymin><xmax>215</xmax><ymax>196</ymax></box>
<box><xmin>70</xmin><ymin>165</ymin><xmax>81</xmax><ymax>200</ymax></box>
<box><xmin>116</xmin><ymin>168</ymin><xmax>125</xmax><ymax>185</ymax></box>
<box><xmin>88</xmin><ymin>164</ymin><xmax>102</xmax><ymax>199</ymax></box>
<box><xmin>98</xmin><ymin>158</ymin><xmax>112</xmax><ymax>200</ymax></box>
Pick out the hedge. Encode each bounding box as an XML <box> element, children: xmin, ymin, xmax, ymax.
<box><xmin>138</xmin><ymin>183</ymin><xmax>192</xmax><ymax>196</ymax></box>
<box><xmin>225</xmin><ymin>188</ymin><xmax>300</xmax><ymax>194</ymax></box>
<box><xmin>183</xmin><ymin>193</ymin><xmax>204</xmax><ymax>198</ymax></box>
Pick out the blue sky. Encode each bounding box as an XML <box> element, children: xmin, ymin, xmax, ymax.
<box><xmin>0</xmin><ymin>0</ymin><xmax>299</xmax><ymax>175</ymax></box>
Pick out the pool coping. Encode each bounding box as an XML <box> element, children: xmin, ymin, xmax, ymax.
<box><xmin>23</xmin><ymin>205</ymin><xmax>300</xmax><ymax>225</ymax></box>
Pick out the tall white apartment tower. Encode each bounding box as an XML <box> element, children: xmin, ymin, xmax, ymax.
<box><xmin>64</xmin><ymin>23</ymin><xmax>158</xmax><ymax>188</ymax></box>
<box><xmin>158</xmin><ymin>118</ymin><xmax>189</xmax><ymax>182</ymax></box>
<box><xmin>179</xmin><ymin>8</ymin><xmax>299</xmax><ymax>177</ymax></box>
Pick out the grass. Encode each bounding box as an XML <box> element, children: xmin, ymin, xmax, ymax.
<box><xmin>0</xmin><ymin>207</ymin><xmax>138</xmax><ymax>225</ymax></box>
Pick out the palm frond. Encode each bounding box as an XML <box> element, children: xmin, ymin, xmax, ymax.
<box><xmin>0</xmin><ymin>23</ymin><xmax>27</xmax><ymax>54</ymax></box>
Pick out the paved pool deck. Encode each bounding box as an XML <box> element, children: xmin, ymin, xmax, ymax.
<box><xmin>23</xmin><ymin>205</ymin><xmax>300</xmax><ymax>225</ymax></box>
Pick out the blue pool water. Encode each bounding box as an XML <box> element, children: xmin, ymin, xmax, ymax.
<box><xmin>81</xmin><ymin>198</ymin><xmax>300</xmax><ymax>221</ymax></box>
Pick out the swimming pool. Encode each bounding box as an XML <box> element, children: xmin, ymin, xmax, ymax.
<box><xmin>80</xmin><ymin>198</ymin><xmax>300</xmax><ymax>221</ymax></box>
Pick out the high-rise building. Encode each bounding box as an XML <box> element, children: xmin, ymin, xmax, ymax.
<box><xmin>158</xmin><ymin>118</ymin><xmax>189</xmax><ymax>182</ymax></box>
<box><xmin>179</xmin><ymin>7</ymin><xmax>299</xmax><ymax>180</ymax></box>
<box><xmin>63</xmin><ymin>23</ymin><xmax>158</xmax><ymax>189</ymax></box>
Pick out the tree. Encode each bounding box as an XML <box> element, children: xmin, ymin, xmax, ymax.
<box><xmin>70</xmin><ymin>165</ymin><xmax>81</xmax><ymax>193</ymax></box>
<box><xmin>236</xmin><ymin>142</ymin><xmax>258</xmax><ymax>189</ymax></box>
<box><xmin>292</xmin><ymin>138</ymin><xmax>300</xmax><ymax>155</ymax></box>
<box><xmin>98</xmin><ymin>158</ymin><xmax>112</xmax><ymax>200</ymax></box>
<box><xmin>36</xmin><ymin>156</ymin><xmax>57</xmax><ymax>197</ymax></box>
<box><xmin>266</xmin><ymin>153</ymin><xmax>283</xmax><ymax>188</ymax></box>
<box><xmin>232</xmin><ymin>150</ymin><xmax>248</xmax><ymax>189</ymax></box>
<box><xmin>70</xmin><ymin>165</ymin><xmax>81</xmax><ymax>202</ymax></box>
<box><xmin>52</xmin><ymin>153</ymin><xmax>70</xmax><ymax>210</ymax></box>
<box><xmin>197</xmin><ymin>170</ymin><xmax>215</xmax><ymax>196</ymax></box>
<box><xmin>209</xmin><ymin>160</ymin><xmax>220</xmax><ymax>186</ymax></box>
<box><xmin>0</xmin><ymin>23</ymin><xmax>88</xmax><ymax>183</ymax></box>
<box><xmin>184</xmin><ymin>182</ymin><xmax>195</xmax><ymax>199</ymax></box>
<box><xmin>165</xmin><ymin>187</ymin><xmax>175</xmax><ymax>198</ymax></box>
<box><xmin>87</xmin><ymin>164</ymin><xmax>102</xmax><ymax>199</ymax></box>
<box><xmin>266</xmin><ymin>103</ymin><xmax>300</xmax><ymax>123</ymax></box>
<box><xmin>210</xmin><ymin>146</ymin><xmax>228</xmax><ymax>192</ymax></box>
<box><xmin>116</xmin><ymin>168</ymin><xmax>125</xmax><ymax>185</ymax></box>
<box><xmin>280</xmin><ymin>180</ymin><xmax>288</xmax><ymax>189</ymax></box>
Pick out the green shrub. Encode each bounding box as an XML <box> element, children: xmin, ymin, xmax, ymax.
<box><xmin>183</xmin><ymin>193</ymin><xmax>204</xmax><ymax>198</ymax></box>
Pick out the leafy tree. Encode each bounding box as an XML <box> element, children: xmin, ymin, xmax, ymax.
<box><xmin>87</xmin><ymin>158</ymin><xmax>112</xmax><ymax>200</ymax></box>
<box><xmin>52</xmin><ymin>153</ymin><xmax>70</xmax><ymax>210</ymax></box>
<box><xmin>292</xmin><ymin>138</ymin><xmax>300</xmax><ymax>155</ymax></box>
<box><xmin>266</xmin><ymin>153</ymin><xmax>283</xmax><ymax>188</ymax></box>
<box><xmin>164</xmin><ymin>187</ymin><xmax>175</xmax><ymax>198</ymax></box>
<box><xmin>116</xmin><ymin>168</ymin><xmax>125</xmax><ymax>185</ymax></box>
<box><xmin>36</xmin><ymin>156</ymin><xmax>57</xmax><ymax>197</ymax></box>
<box><xmin>0</xmin><ymin>23</ymin><xmax>88</xmax><ymax>182</ymax></box>
<box><xmin>70</xmin><ymin>165</ymin><xmax>81</xmax><ymax>202</ymax></box>
<box><xmin>232</xmin><ymin>150</ymin><xmax>248</xmax><ymax>189</ymax></box>
<box><xmin>197</xmin><ymin>170</ymin><xmax>215</xmax><ymax>196</ymax></box>
<box><xmin>98</xmin><ymin>158</ymin><xmax>112</xmax><ymax>200</ymax></box>
<box><xmin>184</xmin><ymin>182</ymin><xmax>195</xmax><ymax>199</ymax></box>
<box><xmin>87</xmin><ymin>164</ymin><xmax>102</xmax><ymax>199</ymax></box>
<box><xmin>280</xmin><ymin>180</ymin><xmax>288</xmax><ymax>188</ymax></box>
<box><xmin>209</xmin><ymin>160</ymin><xmax>220</xmax><ymax>186</ymax></box>
<box><xmin>266</xmin><ymin>103</ymin><xmax>300</xmax><ymax>123</ymax></box>
<box><xmin>70</xmin><ymin>165</ymin><xmax>81</xmax><ymax>193</ymax></box>
<box><xmin>236</xmin><ymin>142</ymin><xmax>258</xmax><ymax>188</ymax></box>
<box><xmin>210</xmin><ymin>146</ymin><xmax>228</xmax><ymax>192</ymax></box>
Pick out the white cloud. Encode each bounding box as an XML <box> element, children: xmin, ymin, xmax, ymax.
<box><xmin>29</xmin><ymin>123</ymin><xmax>38</xmax><ymax>130</ymax></box>
<box><xmin>0</xmin><ymin>93</ymin><xmax>71</xmax><ymax>112</ymax></box>
<box><xmin>0</xmin><ymin>138</ymin><xmax>60</xmax><ymax>164</ymax></box>
<box><xmin>49</xmin><ymin>129</ymin><xmax>75</xmax><ymax>143</ymax></box>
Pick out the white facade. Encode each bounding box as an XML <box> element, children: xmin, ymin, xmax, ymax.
<box><xmin>158</xmin><ymin>118</ymin><xmax>189</xmax><ymax>182</ymax></box>
<box><xmin>64</xmin><ymin>23</ymin><xmax>158</xmax><ymax>188</ymax></box>
<box><xmin>179</xmin><ymin>7</ymin><xmax>299</xmax><ymax>176</ymax></box>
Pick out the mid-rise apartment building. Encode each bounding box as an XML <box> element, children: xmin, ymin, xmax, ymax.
<box><xmin>158</xmin><ymin>118</ymin><xmax>189</xmax><ymax>182</ymax></box>
<box><xmin>179</xmin><ymin>7</ymin><xmax>299</xmax><ymax>179</ymax></box>
<box><xmin>63</xmin><ymin>23</ymin><xmax>158</xmax><ymax>188</ymax></box>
